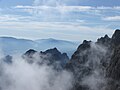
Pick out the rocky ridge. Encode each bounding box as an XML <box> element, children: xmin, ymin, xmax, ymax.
<box><xmin>66</xmin><ymin>29</ymin><xmax>120</xmax><ymax>90</ymax></box>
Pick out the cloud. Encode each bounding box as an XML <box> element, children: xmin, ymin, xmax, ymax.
<box><xmin>1</xmin><ymin>0</ymin><xmax>120</xmax><ymax>23</ymax></box>
<box><xmin>103</xmin><ymin>16</ymin><xmax>120</xmax><ymax>21</ymax></box>
<box><xmin>0</xmin><ymin>15</ymin><xmax>18</xmax><ymax>21</ymax></box>
<box><xmin>14</xmin><ymin>5</ymin><xmax>120</xmax><ymax>22</ymax></box>
<box><xmin>33</xmin><ymin>0</ymin><xmax>80</xmax><ymax>6</ymax></box>
<box><xmin>113</xmin><ymin>6</ymin><xmax>120</xmax><ymax>10</ymax></box>
<box><xmin>33</xmin><ymin>0</ymin><xmax>62</xmax><ymax>6</ymax></box>
<box><xmin>15</xmin><ymin>5</ymin><xmax>93</xmax><ymax>14</ymax></box>
<box><xmin>0</xmin><ymin>15</ymin><xmax>24</xmax><ymax>22</ymax></box>
<box><xmin>0</xmin><ymin>1</ymin><xmax>118</xmax><ymax>41</ymax></box>
<box><xmin>18</xmin><ymin>5</ymin><xmax>93</xmax><ymax>11</ymax></box>
<box><xmin>0</xmin><ymin>53</ymin><xmax>73</xmax><ymax>90</ymax></box>
<box><xmin>5</xmin><ymin>0</ymin><xmax>117</xmax><ymax>23</ymax></box>
<box><xmin>14</xmin><ymin>5</ymin><xmax>101</xmax><ymax>22</ymax></box>
<box><xmin>0</xmin><ymin>14</ymin><xmax>35</xmax><ymax>22</ymax></box>
<box><xmin>0</xmin><ymin>21</ymin><xmax>113</xmax><ymax>41</ymax></box>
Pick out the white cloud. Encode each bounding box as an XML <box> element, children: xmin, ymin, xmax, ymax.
<box><xmin>15</xmin><ymin>5</ymin><xmax>93</xmax><ymax>13</ymax></box>
<box><xmin>33</xmin><ymin>0</ymin><xmax>80</xmax><ymax>6</ymax></box>
<box><xmin>14</xmin><ymin>5</ymin><xmax>97</xmax><ymax>22</ymax></box>
<box><xmin>0</xmin><ymin>21</ymin><xmax>113</xmax><ymax>41</ymax></box>
<box><xmin>33</xmin><ymin>0</ymin><xmax>62</xmax><ymax>6</ymax></box>
<box><xmin>0</xmin><ymin>2</ymin><xmax>118</xmax><ymax>41</ymax></box>
<box><xmin>113</xmin><ymin>6</ymin><xmax>120</xmax><ymax>10</ymax></box>
<box><xmin>0</xmin><ymin>15</ymin><xmax>34</xmax><ymax>22</ymax></box>
<box><xmin>0</xmin><ymin>54</ymin><xmax>73</xmax><ymax>90</ymax></box>
<box><xmin>14</xmin><ymin>5</ymin><xmax>104</xmax><ymax>22</ymax></box>
<box><xmin>103</xmin><ymin>16</ymin><xmax>120</xmax><ymax>21</ymax></box>
<box><xmin>14</xmin><ymin>5</ymin><xmax>120</xmax><ymax>18</ymax></box>
<box><xmin>96</xmin><ymin>6</ymin><xmax>113</xmax><ymax>10</ymax></box>
<box><xmin>0</xmin><ymin>15</ymin><xmax>19</xmax><ymax>21</ymax></box>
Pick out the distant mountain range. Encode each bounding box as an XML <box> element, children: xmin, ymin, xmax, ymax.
<box><xmin>0</xmin><ymin>37</ymin><xmax>79</xmax><ymax>57</ymax></box>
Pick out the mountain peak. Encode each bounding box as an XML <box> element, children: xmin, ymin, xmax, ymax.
<box><xmin>97</xmin><ymin>34</ymin><xmax>111</xmax><ymax>46</ymax></box>
<box><xmin>77</xmin><ymin>40</ymin><xmax>91</xmax><ymax>51</ymax></box>
<box><xmin>83</xmin><ymin>40</ymin><xmax>91</xmax><ymax>44</ymax></box>
<box><xmin>43</xmin><ymin>47</ymin><xmax>61</xmax><ymax>55</ymax></box>
<box><xmin>23</xmin><ymin>48</ymin><xmax>69</xmax><ymax>68</ymax></box>
<box><xmin>112</xmin><ymin>29</ymin><xmax>120</xmax><ymax>46</ymax></box>
<box><xmin>104</xmin><ymin>34</ymin><xmax>109</xmax><ymax>38</ymax></box>
<box><xmin>24</xmin><ymin>49</ymin><xmax>37</xmax><ymax>57</ymax></box>
<box><xmin>112</xmin><ymin>29</ymin><xmax>120</xmax><ymax>38</ymax></box>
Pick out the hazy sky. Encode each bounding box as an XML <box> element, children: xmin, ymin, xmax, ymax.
<box><xmin>0</xmin><ymin>0</ymin><xmax>120</xmax><ymax>41</ymax></box>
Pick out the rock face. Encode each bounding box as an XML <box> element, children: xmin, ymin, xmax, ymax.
<box><xmin>66</xmin><ymin>40</ymin><xmax>92</xmax><ymax>90</ymax></box>
<box><xmin>106</xmin><ymin>30</ymin><xmax>120</xmax><ymax>90</ymax></box>
<box><xmin>66</xmin><ymin>40</ymin><xmax>108</xmax><ymax>90</ymax></box>
<box><xmin>97</xmin><ymin>34</ymin><xmax>111</xmax><ymax>47</ymax></box>
<box><xmin>66</xmin><ymin>29</ymin><xmax>120</xmax><ymax>90</ymax></box>
<box><xmin>111</xmin><ymin>29</ymin><xmax>120</xmax><ymax>46</ymax></box>
<box><xmin>23</xmin><ymin>48</ymin><xmax>69</xmax><ymax>69</ymax></box>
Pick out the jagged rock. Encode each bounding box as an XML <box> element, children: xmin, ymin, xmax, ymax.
<box><xmin>65</xmin><ymin>30</ymin><xmax>120</xmax><ymax>90</ymax></box>
<box><xmin>97</xmin><ymin>34</ymin><xmax>111</xmax><ymax>47</ymax></box>
<box><xmin>65</xmin><ymin>40</ymin><xmax>107</xmax><ymax>90</ymax></box>
<box><xmin>24</xmin><ymin>49</ymin><xmax>37</xmax><ymax>58</ymax></box>
<box><xmin>66</xmin><ymin>40</ymin><xmax>91</xmax><ymax>71</ymax></box>
<box><xmin>22</xmin><ymin>49</ymin><xmax>38</xmax><ymax>63</ymax></box>
<box><xmin>23</xmin><ymin>48</ymin><xmax>69</xmax><ymax>69</ymax></box>
<box><xmin>111</xmin><ymin>29</ymin><xmax>120</xmax><ymax>46</ymax></box>
<box><xmin>66</xmin><ymin>31</ymin><xmax>116</xmax><ymax>90</ymax></box>
<box><xmin>107</xmin><ymin>45</ymin><xmax>120</xmax><ymax>80</ymax></box>
<box><xmin>105</xmin><ymin>29</ymin><xmax>120</xmax><ymax>90</ymax></box>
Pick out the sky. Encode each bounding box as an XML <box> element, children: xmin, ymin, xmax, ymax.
<box><xmin>0</xmin><ymin>0</ymin><xmax>120</xmax><ymax>41</ymax></box>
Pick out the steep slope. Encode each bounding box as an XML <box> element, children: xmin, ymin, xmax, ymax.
<box><xmin>65</xmin><ymin>30</ymin><xmax>119</xmax><ymax>90</ymax></box>
<box><xmin>106</xmin><ymin>30</ymin><xmax>120</xmax><ymax>90</ymax></box>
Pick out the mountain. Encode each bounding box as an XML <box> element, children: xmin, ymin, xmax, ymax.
<box><xmin>65</xmin><ymin>29</ymin><xmax>120</xmax><ymax>90</ymax></box>
<box><xmin>23</xmin><ymin>48</ymin><xmax>69</xmax><ymax>69</ymax></box>
<box><xmin>35</xmin><ymin>38</ymin><xmax>78</xmax><ymax>57</ymax></box>
<box><xmin>36</xmin><ymin>38</ymin><xmax>74</xmax><ymax>44</ymax></box>
<box><xmin>0</xmin><ymin>37</ymin><xmax>78</xmax><ymax>57</ymax></box>
<box><xmin>1</xmin><ymin>29</ymin><xmax>120</xmax><ymax>90</ymax></box>
<box><xmin>0</xmin><ymin>37</ymin><xmax>36</xmax><ymax>55</ymax></box>
<box><xmin>2</xmin><ymin>47</ymin><xmax>69</xmax><ymax>70</ymax></box>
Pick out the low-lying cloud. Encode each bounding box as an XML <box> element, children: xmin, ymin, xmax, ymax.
<box><xmin>0</xmin><ymin>54</ymin><xmax>73</xmax><ymax>90</ymax></box>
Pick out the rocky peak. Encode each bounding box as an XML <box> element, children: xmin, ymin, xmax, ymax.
<box><xmin>41</xmin><ymin>47</ymin><xmax>61</xmax><ymax>55</ymax></box>
<box><xmin>40</xmin><ymin>48</ymin><xmax>69</xmax><ymax>67</ymax></box>
<box><xmin>112</xmin><ymin>29</ymin><xmax>120</xmax><ymax>46</ymax></box>
<box><xmin>97</xmin><ymin>34</ymin><xmax>111</xmax><ymax>46</ymax></box>
<box><xmin>23</xmin><ymin>48</ymin><xmax>69</xmax><ymax>68</ymax></box>
<box><xmin>65</xmin><ymin>29</ymin><xmax>120</xmax><ymax>90</ymax></box>
<box><xmin>24</xmin><ymin>49</ymin><xmax>37</xmax><ymax>57</ymax></box>
<box><xmin>69</xmin><ymin>40</ymin><xmax>92</xmax><ymax>64</ymax></box>
<box><xmin>105</xmin><ymin>29</ymin><xmax>120</xmax><ymax>90</ymax></box>
<box><xmin>77</xmin><ymin>40</ymin><xmax>91</xmax><ymax>51</ymax></box>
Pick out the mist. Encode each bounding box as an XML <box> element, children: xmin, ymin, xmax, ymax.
<box><xmin>0</xmin><ymin>53</ymin><xmax>73</xmax><ymax>90</ymax></box>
